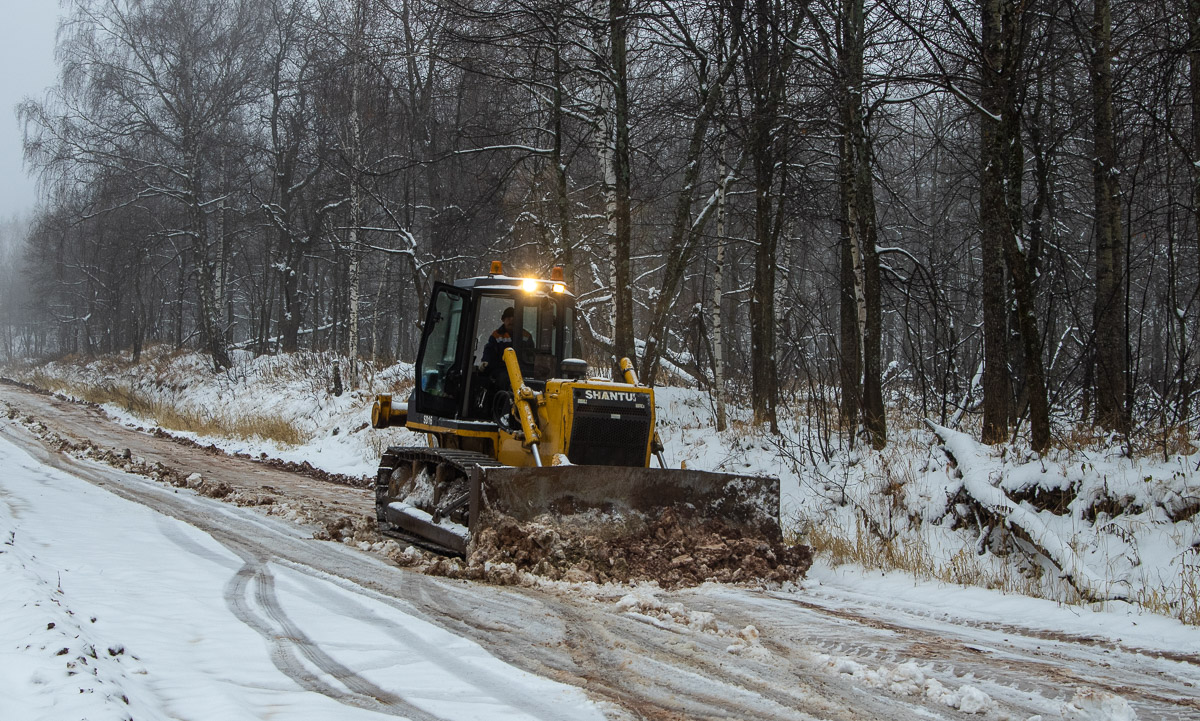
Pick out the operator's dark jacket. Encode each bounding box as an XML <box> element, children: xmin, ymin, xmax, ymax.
<box><xmin>481</xmin><ymin>325</ymin><xmax>531</xmax><ymax>384</ymax></box>
<box><xmin>481</xmin><ymin>325</ymin><xmax>513</xmax><ymax>371</ymax></box>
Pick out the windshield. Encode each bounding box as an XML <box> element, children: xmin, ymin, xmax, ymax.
<box><xmin>472</xmin><ymin>292</ymin><xmax>572</xmax><ymax>381</ymax></box>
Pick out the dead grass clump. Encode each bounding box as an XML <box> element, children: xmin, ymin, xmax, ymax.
<box><xmin>22</xmin><ymin>371</ymin><xmax>308</xmax><ymax>447</ymax></box>
<box><xmin>1054</xmin><ymin>421</ymin><xmax>1198</xmax><ymax>460</ymax></box>
<box><xmin>224</xmin><ymin>414</ymin><xmax>307</xmax><ymax>446</ymax></box>
<box><xmin>1157</xmin><ymin>425</ymin><xmax>1199</xmax><ymax>457</ymax></box>
<box><xmin>800</xmin><ymin>515</ymin><xmax>1044</xmax><ymax>598</ymax></box>
<box><xmin>152</xmin><ymin>405</ymin><xmax>307</xmax><ymax>446</ymax></box>
<box><xmin>1133</xmin><ymin>554</ymin><xmax>1200</xmax><ymax>626</ymax></box>
<box><xmin>800</xmin><ymin>518</ymin><xmax>879</xmax><ymax>567</ymax></box>
<box><xmin>41</xmin><ymin>378</ymin><xmax>161</xmax><ymax>417</ymax></box>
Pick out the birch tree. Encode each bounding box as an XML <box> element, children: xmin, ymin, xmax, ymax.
<box><xmin>836</xmin><ymin>0</ymin><xmax>886</xmax><ymax>449</ymax></box>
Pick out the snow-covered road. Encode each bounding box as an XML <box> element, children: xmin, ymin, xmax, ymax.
<box><xmin>2</xmin><ymin>383</ymin><xmax>1199</xmax><ymax>720</ymax></box>
<box><xmin>0</xmin><ymin>432</ymin><xmax>608</xmax><ymax>721</ymax></box>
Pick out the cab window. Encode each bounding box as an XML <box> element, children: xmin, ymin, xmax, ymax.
<box><xmin>473</xmin><ymin>295</ymin><xmax>514</xmax><ymax>368</ymax></box>
<box><xmin>418</xmin><ymin>288</ymin><xmax>465</xmax><ymax>406</ymax></box>
<box><xmin>519</xmin><ymin>295</ymin><xmax>561</xmax><ymax>380</ymax></box>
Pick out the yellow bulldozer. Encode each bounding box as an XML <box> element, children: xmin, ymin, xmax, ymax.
<box><xmin>370</xmin><ymin>262</ymin><xmax>787</xmax><ymax>561</ymax></box>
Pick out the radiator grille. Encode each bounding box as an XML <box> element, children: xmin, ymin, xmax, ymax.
<box><xmin>567</xmin><ymin>390</ymin><xmax>651</xmax><ymax>467</ymax></box>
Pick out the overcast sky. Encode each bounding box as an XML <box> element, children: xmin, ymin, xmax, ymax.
<box><xmin>0</xmin><ymin>1</ymin><xmax>62</xmax><ymax>220</ymax></box>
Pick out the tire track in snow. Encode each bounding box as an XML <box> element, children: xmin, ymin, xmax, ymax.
<box><xmin>280</xmin><ymin>570</ymin><xmax>587</xmax><ymax>721</ymax></box>
<box><xmin>696</xmin><ymin>588</ymin><xmax>1200</xmax><ymax>720</ymax></box>
<box><xmin>794</xmin><ymin>586</ymin><xmax>1200</xmax><ymax>667</ymax></box>
<box><xmin>543</xmin><ymin>596</ymin><xmax>971</xmax><ymax>721</ymax></box>
<box><xmin>0</xmin><ymin>419</ymin><xmax>443</xmax><ymax>721</ymax></box>
<box><xmin>113</xmin><ymin>457</ymin><xmax>576</xmax><ymax>721</ymax></box>
<box><xmin>775</xmin><ymin>591</ymin><xmax>1200</xmax><ymax>708</ymax></box>
<box><xmin>217</xmin><ymin>535</ymin><xmax>446</xmax><ymax>721</ymax></box>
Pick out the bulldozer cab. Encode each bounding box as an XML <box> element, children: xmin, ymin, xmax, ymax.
<box><xmin>413</xmin><ymin>275</ymin><xmax>577</xmax><ymax>423</ymax></box>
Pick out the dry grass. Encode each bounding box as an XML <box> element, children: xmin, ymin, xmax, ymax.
<box><xmin>26</xmin><ymin>373</ymin><xmax>306</xmax><ymax>446</ymax></box>
<box><xmin>1133</xmin><ymin>554</ymin><xmax>1200</xmax><ymax>626</ymax></box>
<box><xmin>800</xmin><ymin>516</ymin><xmax>1046</xmax><ymax>599</ymax></box>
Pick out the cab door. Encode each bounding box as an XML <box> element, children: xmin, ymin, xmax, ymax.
<box><xmin>413</xmin><ymin>283</ymin><xmax>472</xmax><ymax>419</ymax></box>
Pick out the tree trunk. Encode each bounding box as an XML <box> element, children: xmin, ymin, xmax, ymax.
<box><xmin>749</xmin><ymin>146</ymin><xmax>780</xmax><ymax>432</ymax></box>
<box><xmin>741</xmin><ymin>0</ymin><xmax>794</xmax><ymax>432</ymax></box>
<box><xmin>837</xmin><ymin>0</ymin><xmax>885</xmax><ymax>449</ymax></box>
<box><xmin>610</xmin><ymin>0</ymin><xmax>635</xmax><ymax>374</ymax></box>
<box><xmin>590</xmin><ymin>0</ymin><xmax>634</xmax><ymax>373</ymax></box>
<box><xmin>994</xmin><ymin>1</ymin><xmax>1049</xmax><ymax>451</ymax></box>
<box><xmin>838</xmin><ymin>204</ymin><xmax>862</xmax><ymax>435</ymax></box>
<box><xmin>860</xmin><ymin>197</ymin><xmax>886</xmax><ymax>448</ymax></box>
<box><xmin>346</xmin><ymin>0</ymin><xmax>368</xmax><ymax>383</ymax></box>
<box><xmin>979</xmin><ymin>0</ymin><xmax>1012</xmax><ymax>445</ymax></box>
<box><xmin>551</xmin><ymin>28</ymin><xmax>573</xmax><ymax>282</ymax></box>
<box><xmin>1090</xmin><ymin>0</ymin><xmax>1128</xmax><ymax>433</ymax></box>
<box><xmin>189</xmin><ymin>153</ymin><xmax>231</xmax><ymax>372</ymax></box>
<box><xmin>712</xmin><ymin>139</ymin><xmax>730</xmax><ymax>432</ymax></box>
<box><xmin>1186</xmin><ymin>0</ymin><xmax>1200</xmax><ymax>421</ymax></box>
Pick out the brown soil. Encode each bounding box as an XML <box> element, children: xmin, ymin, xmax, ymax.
<box><xmin>383</xmin><ymin>507</ymin><xmax>812</xmax><ymax>589</ymax></box>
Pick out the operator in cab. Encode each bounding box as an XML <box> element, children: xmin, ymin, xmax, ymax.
<box><xmin>480</xmin><ymin>306</ymin><xmax>530</xmax><ymax>387</ymax></box>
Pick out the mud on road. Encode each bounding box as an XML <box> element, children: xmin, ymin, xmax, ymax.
<box><xmin>1</xmin><ymin>381</ymin><xmax>1197</xmax><ymax>721</ymax></box>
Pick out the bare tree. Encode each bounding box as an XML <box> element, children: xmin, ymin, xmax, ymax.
<box><xmin>733</xmin><ymin>0</ymin><xmax>806</xmax><ymax>432</ymax></box>
<box><xmin>1089</xmin><ymin>0</ymin><xmax>1129</xmax><ymax>433</ymax></box>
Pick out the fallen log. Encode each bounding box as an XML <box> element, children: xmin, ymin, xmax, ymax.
<box><xmin>926</xmin><ymin>421</ymin><xmax>1128</xmax><ymax>603</ymax></box>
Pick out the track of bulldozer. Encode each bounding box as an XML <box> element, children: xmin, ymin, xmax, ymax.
<box><xmin>375</xmin><ymin>446</ymin><xmax>505</xmax><ymax>552</ymax></box>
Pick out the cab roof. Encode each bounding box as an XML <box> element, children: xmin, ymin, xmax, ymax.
<box><xmin>451</xmin><ymin>274</ymin><xmax>576</xmax><ymax>299</ymax></box>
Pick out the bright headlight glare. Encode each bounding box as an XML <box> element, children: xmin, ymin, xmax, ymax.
<box><xmin>552</xmin><ymin>283</ymin><xmax>566</xmax><ymax>293</ymax></box>
<box><xmin>522</xmin><ymin>278</ymin><xmax>539</xmax><ymax>292</ymax></box>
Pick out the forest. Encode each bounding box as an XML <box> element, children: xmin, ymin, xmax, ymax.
<box><xmin>5</xmin><ymin>0</ymin><xmax>1199</xmax><ymax>454</ymax></box>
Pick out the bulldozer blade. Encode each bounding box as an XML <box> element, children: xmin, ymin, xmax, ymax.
<box><xmin>468</xmin><ymin>465</ymin><xmax>782</xmax><ymax>541</ymax></box>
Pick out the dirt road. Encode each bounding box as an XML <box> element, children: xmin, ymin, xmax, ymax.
<box><xmin>1</xmin><ymin>381</ymin><xmax>1196</xmax><ymax>720</ymax></box>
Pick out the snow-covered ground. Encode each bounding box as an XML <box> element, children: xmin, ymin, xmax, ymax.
<box><xmin>3</xmin><ymin>411</ymin><xmax>1198</xmax><ymax>719</ymax></box>
<box><xmin>0</xmin><ymin>433</ymin><xmax>607</xmax><ymax>721</ymax></box>
<box><xmin>651</xmin><ymin>387</ymin><xmax>1200</xmax><ymax>623</ymax></box>
<box><xmin>8</xmin><ymin>347</ymin><xmax>1200</xmax><ymax>626</ymax></box>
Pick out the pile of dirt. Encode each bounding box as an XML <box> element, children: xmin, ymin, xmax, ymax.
<box><xmin>384</xmin><ymin>507</ymin><xmax>811</xmax><ymax>589</ymax></box>
<box><xmin>475</xmin><ymin>508</ymin><xmax>811</xmax><ymax>587</ymax></box>
<box><xmin>313</xmin><ymin>514</ymin><xmax>379</xmax><ymax>544</ymax></box>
